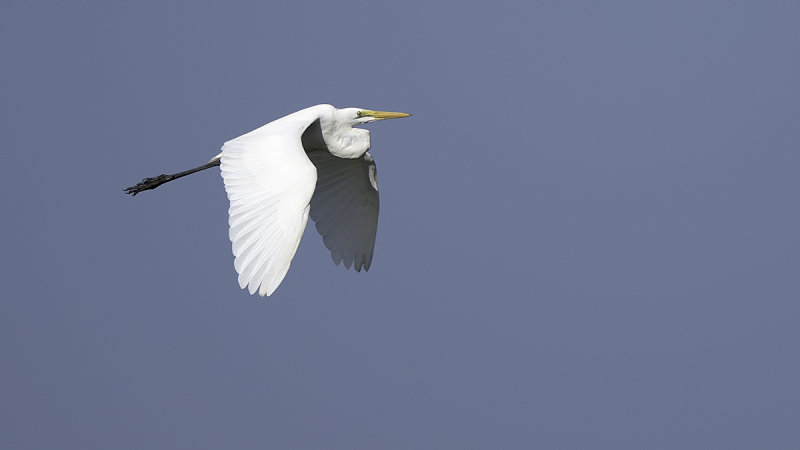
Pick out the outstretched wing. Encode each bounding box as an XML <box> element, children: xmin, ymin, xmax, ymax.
<box><xmin>219</xmin><ymin>109</ymin><xmax>321</xmax><ymax>296</ymax></box>
<box><xmin>307</xmin><ymin>151</ymin><xmax>380</xmax><ymax>272</ymax></box>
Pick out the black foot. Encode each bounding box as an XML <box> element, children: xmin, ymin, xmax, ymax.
<box><xmin>124</xmin><ymin>174</ymin><xmax>173</xmax><ymax>196</ymax></box>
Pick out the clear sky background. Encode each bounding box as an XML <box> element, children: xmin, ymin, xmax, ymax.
<box><xmin>2</xmin><ymin>1</ymin><xmax>799</xmax><ymax>449</ymax></box>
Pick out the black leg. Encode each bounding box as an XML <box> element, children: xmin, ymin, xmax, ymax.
<box><xmin>124</xmin><ymin>159</ymin><xmax>221</xmax><ymax>196</ymax></box>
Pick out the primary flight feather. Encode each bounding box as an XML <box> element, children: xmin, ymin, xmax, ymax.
<box><xmin>125</xmin><ymin>104</ymin><xmax>411</xmax><ymax>296</ymax></box>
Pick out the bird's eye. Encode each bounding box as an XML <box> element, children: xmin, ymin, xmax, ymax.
<box><xmin>356</xmin><ymin>111</ymin><xmax>364</xmax><ymax>118</ymax></box>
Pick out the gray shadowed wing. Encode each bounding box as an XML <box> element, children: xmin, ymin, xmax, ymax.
<box><xmin>307</xmin><ymin>151</ymin><xmax>380</xmax><ymax>272</ymax></box>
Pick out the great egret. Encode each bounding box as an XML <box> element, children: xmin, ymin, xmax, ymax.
<box><xmin>125</xmin><ymin>104</ymin><xmax>411</xmax><ymax>296</ymax></box>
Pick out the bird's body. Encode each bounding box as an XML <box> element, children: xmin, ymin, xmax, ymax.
<box><xmin>125</xmin><ymin>104</ymin><xmax>410</xmax><ymax>296</ymax></box>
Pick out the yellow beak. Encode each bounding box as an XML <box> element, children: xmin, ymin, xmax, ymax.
<box><xmin>361</xmin><ymin>110</ymin><xmax>412</xmax><ymax>120</ymax></box>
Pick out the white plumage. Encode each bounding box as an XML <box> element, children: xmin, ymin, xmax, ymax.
<box><xmin>125</xmin><ymin>104</ymin><xmax>410</xmax><ymax>297</ymax></box>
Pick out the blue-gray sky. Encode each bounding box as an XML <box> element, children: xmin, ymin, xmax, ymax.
<box><xmin>2</xmin><ymin>1</ymin><xmax>799</xmax><ymax>449</ymax></box>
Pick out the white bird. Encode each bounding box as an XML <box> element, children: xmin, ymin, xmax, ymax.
<box><xmin>125</xmin><ymin>104</ymin><xmax>411</xmax><ymax>296</ymax></box>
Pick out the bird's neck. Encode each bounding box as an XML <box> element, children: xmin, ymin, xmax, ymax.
<box><xmin>320</xmin><ymin>117</ymin><xmax>371</xmax><ymax>159</ymax></box>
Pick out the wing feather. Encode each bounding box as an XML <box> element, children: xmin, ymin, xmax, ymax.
<box><xmin>307</xmin><ymin>151</ymin><xmax>380</xmax><ymax>272</ymax></box>
<box><xmin>220</xmin><ymin>110</ymin><xmax>320</xmax><ymax>296</ymax></box>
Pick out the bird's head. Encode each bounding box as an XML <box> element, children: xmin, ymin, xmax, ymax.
<box><xmin>319</xmin><ymin>106</ymin><xmax>411</xmax><ymax>159</ymax></box>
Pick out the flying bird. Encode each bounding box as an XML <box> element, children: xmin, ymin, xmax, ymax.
<box><xmin>125</xmin><ymin>104</ymin><xmax>411</xmax><ymax>296</ymax></box>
